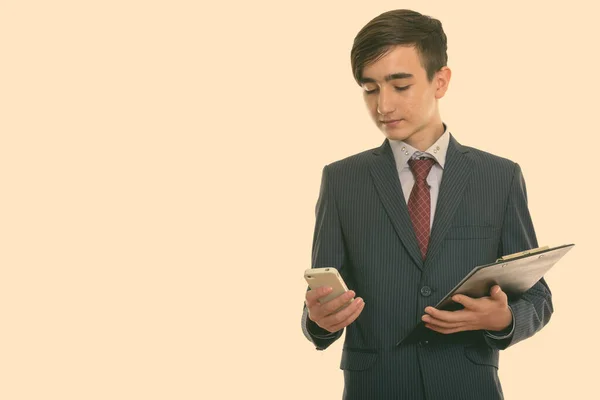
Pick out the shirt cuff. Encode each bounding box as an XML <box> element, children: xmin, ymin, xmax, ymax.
<box><xmin>484</xmin><ymin>305</ymin><xmax>515</xmax><ymax>340</ymax></box>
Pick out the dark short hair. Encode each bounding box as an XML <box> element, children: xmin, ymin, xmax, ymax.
<box><xmin>351</xmin><ymin>9</ymin><xmax>448</xmax><ymax>84</ymax></box>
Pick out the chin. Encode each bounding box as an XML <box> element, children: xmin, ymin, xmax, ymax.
<box><xmin>379</xmin><ymin>126</ymin><xmax>411</xmax><ymax>141</ymax></box>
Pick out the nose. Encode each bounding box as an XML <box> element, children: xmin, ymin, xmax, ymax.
<box><xmin>376</xmin><ymin>90</ymin><xmax>396</xmax><ymax>115</ymax></box>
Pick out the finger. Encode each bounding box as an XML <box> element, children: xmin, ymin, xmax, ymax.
<box><xmin>490</xmin><ymin>285</ymin><xmax>508</xmax><ymax>303</ymax></box>
<box><xmin>320</xmin><ymin>296</ymin><xmax>363</xmax><ymax>327</ymax></box>
<box><xmin>424</xmin><ymin>307</ymin><xmax>470</xmax><ymax>323</ymax></box>
<box><xmin>451</xmin><ymin>294</ymin><xmax>480</xmax><ymax>310</ymax></box>
<box><xmin>425</xmin><ymin>323</ymin><xmax>473</xmax><ymax>335</ymax></box>
<box><xmin>325</xmin><ymin>298</ymin><xmax>365</xmax><ymax>332</ymax></box>
<box><xmin>305</xmin><ymin>286</ymin><xmax>334</xmax><ymax>307</ymax></box>
<box><xmin>422</xmin><ymin>315</ymin><xmax>466</xmax><ymax>329</ymax></box>
<box><xmin>321</xmin><ymin>290</ymin><xmax>356</xmax><ymax>315</ymax></box>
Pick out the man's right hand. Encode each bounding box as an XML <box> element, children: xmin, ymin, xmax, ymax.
<box><xmin>305</xmin><ymin>287</ymin><xmax>365</xmax><ymax>333</ymax></box>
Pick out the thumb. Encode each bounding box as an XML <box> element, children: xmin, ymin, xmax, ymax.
<box><xmin>491</xmin><ymin>285</ymin><xmax>507</xmax><ymax>301</ymax></box>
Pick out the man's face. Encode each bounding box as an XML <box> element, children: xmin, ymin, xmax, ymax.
<box><xmin>360</xmin><ymin>45</ymin><xmax>450</xmax><ymax>148</ymax></box>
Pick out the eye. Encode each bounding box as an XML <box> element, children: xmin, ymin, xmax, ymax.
<box><xmin>363</xmin><ymin>86</ymin><xmax>410</xmax><ymax>94</ymax></box>
<box><xmin>362</xmin><ymin>85</ymin><xmax>378</xmax><ymax>94</ymax></box>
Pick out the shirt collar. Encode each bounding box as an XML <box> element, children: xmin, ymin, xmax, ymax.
<box><xmin>389</xmin><ymin>123</ymin><xmax>450</xmax><ymax>170</ymax></box>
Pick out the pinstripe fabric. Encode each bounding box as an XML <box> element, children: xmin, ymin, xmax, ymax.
<box><xmin>301</xmin><ymin>134</ymin><xmax>553</xmax><ymax>399</ymax></box>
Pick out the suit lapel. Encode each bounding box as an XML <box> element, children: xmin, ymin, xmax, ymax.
<box><xmin>424</xmin><ymin>135</ymin><xmax>473</xmax><ymax>267</ymax></box>
<box><xmin>369</xmin><ymin>139</ymin><xmax>424</xmax><ymax>269</ymax></box>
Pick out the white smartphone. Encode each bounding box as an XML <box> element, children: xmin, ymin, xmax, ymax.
<box><xmin>304</xmin><ymin>267</ymin><xmax>353</xmax><ymax>310</ymax></box>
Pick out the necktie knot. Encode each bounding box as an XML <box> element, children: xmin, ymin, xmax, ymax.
<box><xmin>408</xmin><ymin>158</ymin><xmax>436</xmax><ymax>182</ymax></box>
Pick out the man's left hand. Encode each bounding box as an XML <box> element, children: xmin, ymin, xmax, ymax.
<box><xmin>422</xmin><ymin>285</ymin><xmax>512</xmax><ymax>334</ymax></box>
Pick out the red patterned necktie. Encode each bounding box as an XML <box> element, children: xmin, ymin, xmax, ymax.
<box><xmin>407</xmin><ymin>158</ymin><xmax>436</xmax><ymax>259</ymax></box>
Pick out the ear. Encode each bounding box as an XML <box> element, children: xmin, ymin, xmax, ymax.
<box><xmin>434</xmin><ymin>66</ymin><xmax>451</xmax><ymax>99</ymax></box>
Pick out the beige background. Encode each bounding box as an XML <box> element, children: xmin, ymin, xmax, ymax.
<box><xmin>1</xmin><ymin>1</ymin><xmax>597</xmax><ymax>399</ymax></box>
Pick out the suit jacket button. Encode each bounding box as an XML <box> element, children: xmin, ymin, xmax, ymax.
<box><xmin>420</xmin><ymin>286</ymin><xmax>432</xmax><ymax>297</ymax></box>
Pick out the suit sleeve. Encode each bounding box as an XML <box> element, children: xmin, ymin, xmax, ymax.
<box><xmin>484</xmin><ymin>163</ymin><xmax>554</xmax><ymax>350</ymax></box>
<box><xmin>301</xmin><ymin>165</ymin><xmax>346</xmax><ymax>350</ymax></box>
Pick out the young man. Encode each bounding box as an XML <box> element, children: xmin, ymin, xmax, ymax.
<box><xmin>301</xmin><ymin>9</ymin><xmax>552</xmax><ymax>400</ymax></box>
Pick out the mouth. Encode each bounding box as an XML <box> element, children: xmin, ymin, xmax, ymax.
<box><xmin>380</xmin><ymin>119</ymin><xmax>402</xmax><ymax>126</ymax></box>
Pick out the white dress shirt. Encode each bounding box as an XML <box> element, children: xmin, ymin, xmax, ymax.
<box><xmin>389</xmin><ymin>123</ymin><xmax>450</xmax><ymax>229</ymax></box>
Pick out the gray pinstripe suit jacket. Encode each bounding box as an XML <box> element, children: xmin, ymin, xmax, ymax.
<box><xmin>301</xmin><ymin>134</ymin><xmax>553</xmax><ymax>400</ymax></box>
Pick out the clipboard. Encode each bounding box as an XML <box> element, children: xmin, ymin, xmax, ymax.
<box><xmin>397</xmin><ymin>243</ymin><xmax>575</xmax><ymax>345</ymax></box>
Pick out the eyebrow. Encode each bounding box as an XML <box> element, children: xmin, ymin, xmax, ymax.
<box><xmin>359</xmin><ymin>72</ymin><xmax>414</xmax><ymax>84</ymax></box>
